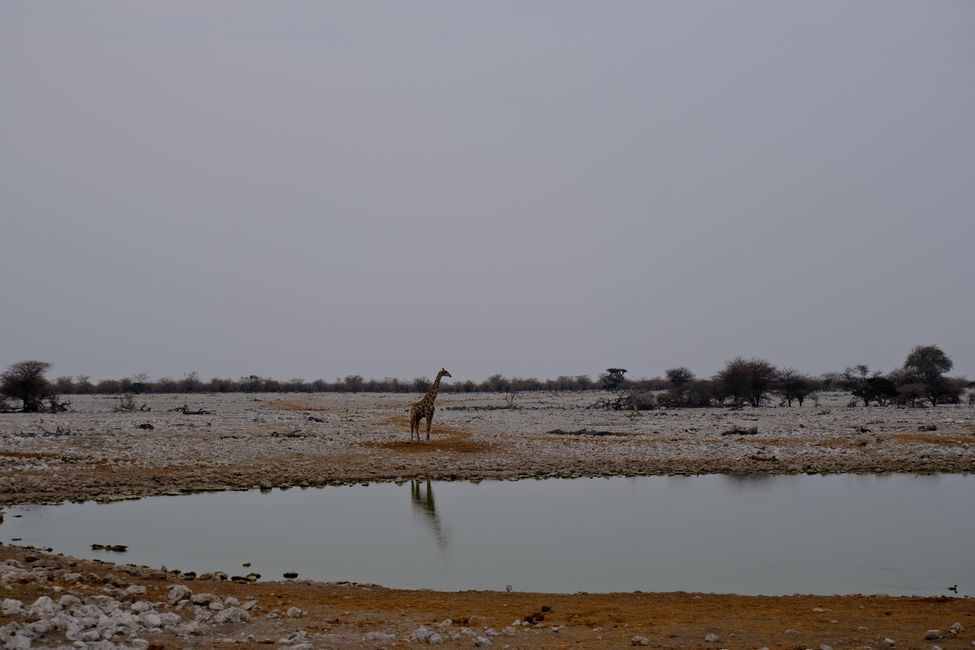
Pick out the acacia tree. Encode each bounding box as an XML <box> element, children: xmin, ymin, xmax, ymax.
<box><xmin>715</xmin><ymin>357</ymin><xmax>777</xmax><ymax>407</ymax></box>
<box><xmin>0</xmin><ymin>360</ymin><xmax>52</xmax><ymax>412</ymax></box>
<box><xmin>663</xmin><ymin>367</ymin><xmax>696</xmax><ymax>407</ymax></box>
<box><xmin>600</xmin><ymin>368</ymin><xmax>628</xmax><ymax>391</ymax></box>
<box><xmin>775</xmin><ymin>368</ymin><xmax>817</xmax><ymax>406</ymax></box>
<box><xmin>902</xmin><ymin>345</ymin><xmax>954</xmax><ymax>407</ymax></box>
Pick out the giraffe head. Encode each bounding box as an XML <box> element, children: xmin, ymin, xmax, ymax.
<box><xmin>439</xmin><ymin>368</ymin><xmax>452</xmax><ymax>379</ymax></box>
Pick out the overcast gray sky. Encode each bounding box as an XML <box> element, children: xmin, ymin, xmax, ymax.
<box><xmin>2</xmin><ymin>1</ymin><xmax>973</xmax><ymax>383</ymax></box>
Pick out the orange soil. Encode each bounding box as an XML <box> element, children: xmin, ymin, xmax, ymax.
<box><xmin>1</xmin><ymin>545</ymin><xmax>972</xmax><ymax>649</ymax></box>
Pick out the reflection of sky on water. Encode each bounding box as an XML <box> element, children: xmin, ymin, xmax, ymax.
<box><xmin>3</xmin><ymin>474</ymin><xmax>973</xmax><ymax>596</ymax></box>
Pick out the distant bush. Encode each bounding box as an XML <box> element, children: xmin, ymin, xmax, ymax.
<box><xmin>715</xmin><ymin>358</ymin><xmax>777</xmax><ymax>407</ymax></box>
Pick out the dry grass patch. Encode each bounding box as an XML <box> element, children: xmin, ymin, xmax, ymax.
<box><xmin>0</xmin><ymin>450</ymin><xmax>58</xmax><ymax>459</ymax></box>
<box><xmin>373</xmin><ymin>416</ymin><xmax>491</xmax><ymax>453</ymax></box>
<box><xmin>267</xmin><ymin>399</ymin><xmax>332</xmax><ymax>413</ymax></box>
<box><xmin>892</xmin><ymin>432</ymin><xmax>973</xmax><ymax>445</ymax></box>
<box><xmin>364</xmin><ymin>438</ymin><xmax>495</xmax><ymax>454</ymax></box>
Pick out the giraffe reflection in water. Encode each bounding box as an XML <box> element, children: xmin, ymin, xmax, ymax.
<box><xmin>410</xmin><ymin>479</ymin><xmax>448</xmax><ymax>552</ymax></box>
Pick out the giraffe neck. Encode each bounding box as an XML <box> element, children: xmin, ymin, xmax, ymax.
<box><xmin>426</xmin><ymin>373</ymin><xmax>445</xmax><ymax>403</ymax></box>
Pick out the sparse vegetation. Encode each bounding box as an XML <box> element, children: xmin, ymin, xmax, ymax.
<box><xmin>8</xmin><ymin>346</ymin><xmax>963</xmax><ymax>415</ymax></box>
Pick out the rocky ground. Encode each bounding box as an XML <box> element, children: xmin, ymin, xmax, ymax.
<box><xmin>1</xmin><ymin>391</ymin><xmax>974</xmax><ymax>648</ymax></box>
<box><xmin>1</xmin><ymin>545</ymin><xmax>973</xmax><ymax>649</ymax></box>
<box><xmin>0</xmin><ymin>391</ymin><xmax>973</xmax><ymax>505</ymax></box>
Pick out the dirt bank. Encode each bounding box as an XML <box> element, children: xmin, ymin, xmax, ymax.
<box><xmin>2</xmin><ymin>545</ymin><xmax>973</xmax><ymax>649</ymax></box>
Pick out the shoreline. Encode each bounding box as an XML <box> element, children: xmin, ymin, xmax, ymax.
<box><xmin>1</xmin><ymin>545</ymin><xmax>972</xmax><ymax>649</ymax></box>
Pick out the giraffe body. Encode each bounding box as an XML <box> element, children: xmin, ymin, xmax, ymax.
<box><xmin>410</xmin><ymin>368</ymin><xmax>451</xmax><ymax>442</ymax></box>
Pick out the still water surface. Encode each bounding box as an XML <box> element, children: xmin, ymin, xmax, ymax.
<box><xmin>4</xmin><ymin>474</ymin><xmax>973</xmax><ymax>596</ymax></box>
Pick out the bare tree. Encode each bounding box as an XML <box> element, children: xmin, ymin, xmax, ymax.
<box><xmin>715</xmin><ymin>357</ymin><xmax>777</xmax><ymax>407</ymax></box>
<box><xmin>774</xmin><ymin>368</ymin><xmax>817</xmax><ymax>406</ymax></box>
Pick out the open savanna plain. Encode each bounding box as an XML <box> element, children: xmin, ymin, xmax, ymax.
<box><xmin>2</xmin><ymin>391</ymin><xmax>974</xmax><ymax>648</ymax></box>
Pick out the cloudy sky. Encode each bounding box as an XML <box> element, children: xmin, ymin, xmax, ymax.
<box><xmin>2</xmin><ymin>1</ymin><xmax>973</xmax><ymax>383</ymax></box>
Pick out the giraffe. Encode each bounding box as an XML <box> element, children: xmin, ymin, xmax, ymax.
<box><xmin>410</xmin><ymin>368</ymin><xmax>451</xmax><ymax>442</ymax></box>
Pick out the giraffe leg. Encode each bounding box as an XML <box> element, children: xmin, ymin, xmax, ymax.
<box><xmin>426</xmin><ymin>411</ymin><xmax>433</xmax><ymax>441</ymax></box>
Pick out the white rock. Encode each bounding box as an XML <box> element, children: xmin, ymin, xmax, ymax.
<box><xmin>286</xmin><ymin>606</ymin><xmax>304</xmax><ymax>618</ymax></box>
<box><xmin>29</xmin><ymin>595</ymin><xmax>58</xmax><ymax>616</ymax></box>
<box><xmin>820</xmin><ymin>645</ymin><xmax>833</xmax><ymax>650</ymax></box>
<box><xmin>925</xmin><ymin>630</ymin><xmax>942</xmax><ymax>640</ymax></box>
<box><xmin>130</xmin><ymin>600</ymin><xmax>153</xmax><ymax>613</ymax></box>
<box><xmin>140</xmin><ymin>612</ymin><xmax>162</xmax><ymax>628</ymax></box>
<box><xmin>81</xmin><ymin>628</ymin><xmax>102</xmax><ymax>641</ymax></box>
<box><xmin>1</xmin><ymin>598</ymin><xmax>23</xmax><ymax>615</ymax></box>
<box><xmin>168</xmin><ymin>585</ymin><xmax>192</xmax><ymax>604</ymax></box>
<box><xmin>190</xmin><ymin>592</ymin><xmax>218</xmax><ymax>606</ymax></box>
<box><xmin>437</xmin><ymin>618</ymin><xmax>453</xmax><ymax>628</ymax></box>
<box><xmin>224</xmin><ymin>596</ymin><xmax>240</xmax><ymax>607</ymax></box>
<box><xmin>706</xmin><ymin>633</ymin><xmax>720</xmax><ymax>642</ymax></box>
<box><xmin>214</xmin><ymin>607</ymin><xmax>250</xmax><ymax>624</ymax></box>
<box><xmin>411</xmin><ymin>625</ymin><xmax>434</xmax><ymax>643</ymax></box>
<box><xmin>631</xmin><ymin>637</ymin><xmax>651</xmax><ymax>647</ymax></box>
<box><xmin>58</xmin><ymin>595</ymin><xmax>82</xmax><ymax>609</ymax></box>
<box><xmin>6</xmin><ymin>635</ymin><xmax>32</xmax><ymax>650</ymax></box>
<box><xmin>473</xmin><ymin>636</ymin><xmax>492</xmax><ymax>647</ymax></box>
<box><xmin>428</xmin><ymin>632</ymin><xmax>444</xmax><ymax>645</ymax></box>
<box><xmin>884</xmin><ymin>638</ymin><xmax>896</xmax><ymax>647</ymax></box>
<box><xmin>950</xmin><ymin>622</ymin><xmax>964</xmax><ymax>635</ymax></box>
<box><xmin>364</xmin><ymin>631</ymin><xmax>397</xmax><ymax>642</ymax></box>
<box><xmin>242</xmin><ymin>600</ymin><xmax>259</xmax><ymax>611</ymax></box>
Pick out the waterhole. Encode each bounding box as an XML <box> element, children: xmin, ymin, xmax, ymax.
<box><xmin>3</xmin><ymin>474</ymin><xmax>972</xmax><ymax>595</ymax></box>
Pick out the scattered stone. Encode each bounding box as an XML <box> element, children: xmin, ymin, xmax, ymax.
<box><xmin>29</xmin><ymin>595</ymin><xmax>58</xmax><ymax>616</ymax></box>
<box><xmin>364</xmin><ymin>631</ymin><xmax>397</xmax><ymax>642</ymax></box>
<box><xmin>631</xmin><ymin>636</ymin><xmax>651</xmax><ymax>646</ymax></box>
<box><xmin>286</xmin><ymin>606</ymin><xmax>304</xmax><ymax>618</ymax></box>
<box><xmin>1</xmin><ymin>598</ymin><xmax>23</xmax><ymax>615</ymax></box>
<box><xmin>705</xmin><ymin>633</ymin><xmax>720</xmax><ymax>642</ymax></box>
<box><xmin>884</xmin><ymin>638</ymin><xmax>896</xmax><ymax>647</ymax></box>
<box><xmin>473</xmin><ymin>636</ymin><xmax>492</xmax><ymax>647</ymax></box>
<box><xmin>925</xmin><ymin>630</ymin><xmax>942</xmax><ymax>641</ymax></box>
<box><xmin>950</xmin><ymin>623</ymin><xmax>964</xmax><ymax>635</ymax></box>
<box><xmin>785</xmin><ymin>629</ymin><xmax>800</xmax><ymax>637</ymax></box>
<box><xmin>412</xmin><ymin>626</ymin><xmax>435</xmax><ymax>643</ymax></box>
<box><xmin>214</xmin><ymin>606</ymin><xmax>249</xmax><ymax>624</ymax></box>
<box><xmin>190</xmin><ymin>592</ymin><xmax>219</xmax><ymax>606</ymax></box>
<box><xmin>168</xmin><ymin>584</ymin><xmax>192</xmax><ymax>604</ymax></box>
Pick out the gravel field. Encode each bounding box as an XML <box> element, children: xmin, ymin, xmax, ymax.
<box><xmin>1</xmin><ymin>391</ymin><xmax>973</xmax><ymax>505</ymax></box>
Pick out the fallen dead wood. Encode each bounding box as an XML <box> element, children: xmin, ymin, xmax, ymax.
<box><xmin>546</xmin><ymin>428</ymin><xmax>619</xmax><ymax>436</ymax></box>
